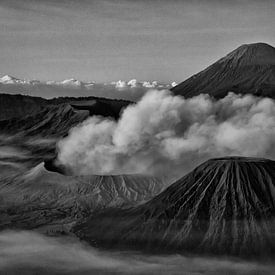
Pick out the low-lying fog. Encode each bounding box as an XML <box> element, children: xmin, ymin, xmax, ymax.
<box><xmin>0</xmin><ymin>231</ymin><xmax>273</xmax><ymax>275</ymax></box>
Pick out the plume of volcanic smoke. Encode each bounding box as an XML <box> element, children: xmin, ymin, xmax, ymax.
<box><xmin>57</xmin><ymin>90</ymin><xmax>275</xmax><ymax>179</ymax></box>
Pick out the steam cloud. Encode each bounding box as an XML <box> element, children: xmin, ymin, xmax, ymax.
<box><xmin>57</xmin><ymin>90</ymin><xmax>275</xmax><ymax>178</ymax></box>
<box><xmin>0</xmin><ymin>230</ymin><xmax>273</xmax><ymax>275</ymax></box>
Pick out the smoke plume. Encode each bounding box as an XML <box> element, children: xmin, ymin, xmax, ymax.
<box><xmin>57</xmin><ymin>90</ymin><xmax>275</xmax><ymax>179</ymax></box>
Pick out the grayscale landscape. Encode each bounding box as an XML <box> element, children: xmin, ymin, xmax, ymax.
<box><xmin>0</xmin><ymin>0</ymin><xmax>275</xmax><ymax>274</ymax></box>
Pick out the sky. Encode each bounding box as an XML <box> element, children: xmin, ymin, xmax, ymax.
<box><xmin>0</xmin><ymin>0</ymin><xmax>274</xmax><ymax>83</ymax></box>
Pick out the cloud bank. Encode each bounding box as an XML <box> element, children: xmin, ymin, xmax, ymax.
<box><xmin>0</xmin><ymin>230</ymin><xmax>273</xmax><ymax>275</ymax></box>
<box><xmin>57</xmin><ymin>90</ymin><xmax>275</xmax><ymax>179</ymax></box>
<box><xmin>0</xmin><ymin>75</ymin><xmax>176</xmax><ymax>101</ymax></box>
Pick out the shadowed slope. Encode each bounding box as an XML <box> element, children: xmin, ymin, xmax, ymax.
<box><xmin>0</xmin><ymin>94</ymin><xmax>48</xmax><ymax>120</ymax></box>
<box><xmin>74</xmin><ymin>157</ymin><xmax>275</xmax><ymax>258</ymax></box>
<box><xmin>172</xmin><ymin>43</ymin><xmax>275</xmax><ymax>98</ymax></box>
<box><xmin>0</xmin><ymin>104</ymin><xmax>89</xmax><ymax>137</ymax></box>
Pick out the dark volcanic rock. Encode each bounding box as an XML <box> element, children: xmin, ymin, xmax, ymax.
<box><xmin>50</xmin><ymin>96</ymin><xmax>131</xmax><ymax>120</ymax></box>
<box><xmin>0</xmin><ymin>104</ymin><xmax>89</xmax><ymax>137</ymax></box>
<box><xmin>74</xmin><ymin>157</ymin><xmax>275</xmax><ymax>258</ymax></box>
<box><xmin>0</xmin><ymin>93</ymin><xmax>48</xmax><ymax>120</ymax></box>
<box><xmin>171</xmin><ymin>43</ymin><xmax>275</xmax><ymax>99</ymax></box>
<box><xmin>0</xmin><ymin>94</ymin><xmax>132</xmax><ymax>137</ymax></box>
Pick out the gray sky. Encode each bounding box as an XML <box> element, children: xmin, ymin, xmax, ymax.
<box><xmin>0</xmin><ymin>0</ymin><xmax>274</xmax><ymax>82</ymax></box>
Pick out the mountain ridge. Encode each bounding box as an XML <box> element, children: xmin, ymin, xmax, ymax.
<box><xmin>0</xmin><ymin>94</ymin><xmax>132</xmax><ymax>132</ymax></box>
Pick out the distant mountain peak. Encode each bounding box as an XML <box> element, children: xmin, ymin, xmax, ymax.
<box><xmin>239</xmin><ymin>42</ymin><xmax>275</xmax><ymax>51</ymax></box>
<box><xmin>172</xmin><ymin>42</ymin><xmax>275</xmax><ymax>98</ymax></box>
<box><xmin>237</xmin><ymin>42</ymin><xmax>274</xmax><ymax>51</ymax></box>
<box><xmin>220</xmin><ymin>42</ymin><xmax>275</xmax><ymax>66</ymax></box>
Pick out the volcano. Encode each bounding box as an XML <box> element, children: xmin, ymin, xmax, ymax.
<box><xmin>74</xmin><ymin>157</ymin><xmax>275</xmax><ymax>258</ymax></box>
<box><xmin>171</xmin><ymin>43</ymin><xmax>275</xmax><ymax>99</ymax></box>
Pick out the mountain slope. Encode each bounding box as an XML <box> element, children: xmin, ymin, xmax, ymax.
<box><xmin>74</xmin><ymin>157</ymin><xmax>275</xmax><ymax>258</ymax></box>
<box><xmin>171</xmin><ymin>43</ymin><xmax>275</xmax><ymax>98</ymax></box>
<box><xmin>0</xmin><ymin>162</ymin><xmax>164</xmax><ymax>234</ymax></box>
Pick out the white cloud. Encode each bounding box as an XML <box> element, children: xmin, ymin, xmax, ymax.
<box><xmin>127</xmin><ymin>79</ymin><xmax>139</xmax><ymax>88</ymax></box>
<box><xmin>142</xmin><ymin>81</ymin><xmax>158</xmax><ymax>88</ymax></box>
<box><xmin>57</xmin><ymin>90</ymin><xmax>275</xmax><ymax>179</ymax></box>
<box><xmin>114</xmin><ymin>80</ymin><xmax>127</xmax><ymax>89</ymax></box>
<box><xmin>171</xmin><ymin>81</ymin><xmax>177</xmax><ymax>87</ymax></box>
<box><xmin>0</xmin><ymin>75</ymin><xmax>29</xmax><ymax>84</ymax></box>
